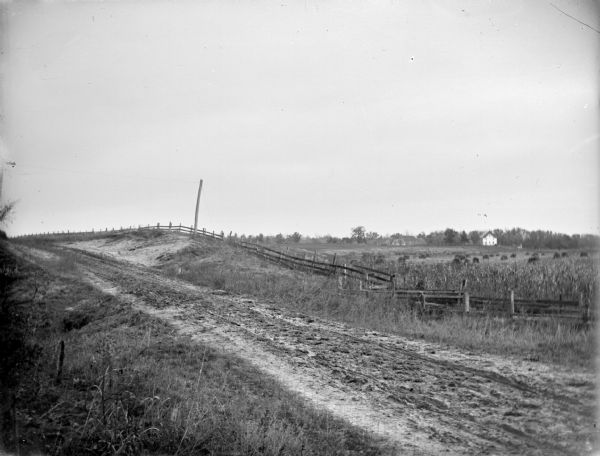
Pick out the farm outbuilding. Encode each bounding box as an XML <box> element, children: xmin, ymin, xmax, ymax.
<box><xmin>482</xmin><ymin>232</ymin><xmax>497</xmax><ymax>246</ymax></box>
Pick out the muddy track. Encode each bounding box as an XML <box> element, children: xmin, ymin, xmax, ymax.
<box><xmin>16</xmin><ymin>245</ymin><xmax>597</xmax><ymax>455</ymax></box>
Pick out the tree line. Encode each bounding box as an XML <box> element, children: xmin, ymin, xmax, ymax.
<box><xmin>230</xmin><ymin>226</ymin><xmax>599</xmax><ymax>250</ymax></box>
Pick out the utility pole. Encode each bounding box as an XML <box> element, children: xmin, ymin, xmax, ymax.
<box><xmin>193</xmin><ymin>179</ymin><xmax>203</xmax><ymax>234</ymax></box>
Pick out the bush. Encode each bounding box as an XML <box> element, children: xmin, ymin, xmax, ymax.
<box><xmin>483</xmin><ymin>254</ymin><xmax>489</xmax><ymax>260</ymax></box>
<box><xmin>580</xmin><ymin>252</ymin><xmax>589</xmax><ymax>258</ymax></box>
<box><xmin>472</xmin><ymin>257</ymin><xmax>479</xmax><ymax>263</ymax></box>
<box><xmin>553</xmin><ymin>252</ymin><xmax>561</xmax><ymax>259</ymax></box>
<box><xmin>510</xmin><ymin>253</ymin><xmax>516</xmax><ymax>258</ymax></box>
<box><xmin>528</xmin><ymin>255</ymin><xmax>539</xmax><ymax>263</ymax></box>
<box><xmin>500</xmin><ymin>255</ymin><xmax>508</xmax><ymax>261</ymax></box>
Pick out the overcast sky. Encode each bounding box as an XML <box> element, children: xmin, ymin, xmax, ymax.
<box><xmin>1</xmin><ymin>0</ymin><xmax>598</xmax><ymax>237</ymax></box>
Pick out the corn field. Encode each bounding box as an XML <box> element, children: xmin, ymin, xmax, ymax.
<box><xmin>390</xmin><ymin>257</ymin><xmax>598</xmax><ymax>303</ymax></box>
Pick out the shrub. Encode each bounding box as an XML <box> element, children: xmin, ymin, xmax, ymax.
<box><xmin>483</xmin><ymin>254</ymin><xmax>489</xmax><ymax>260</ymax></box>
<box><xmin>580</xmin><ymin>252</ymin><xmax>589</xmax><ymax>258</ymax></box>
<box><xmin>553</xmin><ymin>252</ymin><xmax>561</xmax><ymax>259</ymax></box>
<box><xmin>472</xmin><ymin>257</ymin><xmax>479</xmax><ymax>263</ymax></box>
<box><xmin>528</xmin><ymin>255</ymin><xmax>539</xmax><ymax>263</ymax></box>
<box><xmin>500</xmin><ymin>255</ymin><xmax>508</xmax><ymax>261</ymax></box>
<box><xmin>510</xmin><ymin>253</ymin><xmax>516</xmax><ymax>258</ymax></box>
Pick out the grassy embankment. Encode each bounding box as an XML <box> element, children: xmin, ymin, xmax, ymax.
<box><xmin>158</xmin><ymin>238</ymin><xmax>597</xmax><ymax>368</ymax></box>
<box><xmin>0</xmin><ymin>241</ymin><xmax>391</xmax><ymax>455</ymax></box>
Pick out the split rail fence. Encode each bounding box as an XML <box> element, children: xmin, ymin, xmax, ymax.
<box><xmin>13</xmin><ymin>222</ymin><xmax>594</xmax><ymax>322</ymax></box>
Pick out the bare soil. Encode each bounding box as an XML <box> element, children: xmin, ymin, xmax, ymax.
<box><xmin>13</xmin><ymin>241</ymin><xmax>598</xmax><ymax>455</ymax></box>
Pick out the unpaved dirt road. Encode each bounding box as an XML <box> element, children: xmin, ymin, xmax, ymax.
<box><xmin>14</xmin><ymin>244</ymin><xmax>598</xmax><ymax>455</ymax></box>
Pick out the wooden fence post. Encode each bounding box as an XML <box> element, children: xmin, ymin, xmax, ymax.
<box><xmin>508</xmin><ymin>290</ymin><xmax>515</xmax><ymax>317</ymax></box>
<box><xmin>580</xmin><ymin>294</ymin><xmax>588</xmax><ymax>322</ymax></box>
<box><xmin>169</xmin><ymin>222</ymin><xmax>172</xmax><ymax>230</ymax></box>
<box><xmin>464</xmin><ymin>292</ymin><xmax>470</xmax><ymax>313</ymax></box>
<box><xmin>55</xmin><ymin>340</ymin><xmax>65</xmax><ymax>385</ymax></box>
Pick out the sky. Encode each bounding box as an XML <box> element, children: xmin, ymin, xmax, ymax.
<box><xmin>1</xmin><ymin>0</ymin><xmax>598</xmax><ymax>237</ymax></box>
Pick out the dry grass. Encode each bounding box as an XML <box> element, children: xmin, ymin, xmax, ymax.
<box><xmin>161</xmin><ymin>242</ymin><xmax>596</xmax><ymax>368</ymax></box>
<box><xmin>1</xmin><ymin>241</ymin><xmax>391</xmax><ymax>455</ymax></box>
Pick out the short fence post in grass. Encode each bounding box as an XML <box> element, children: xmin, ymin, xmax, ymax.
<box><xmin>55</xmin><ymin>340</ymin><xmax>65</xmax><ymax>385</ymax></box>
<box><xmin>156</xmin><ymin>223</ymin><xmax>159</xmax><ymax>230</ymax></box>
<box><xmin>509</xmin><ymin>290</ymin><xmax>515</xmax><ymax>317</ymax></box>
<box><xmin>169</xmin><ymin>221</ymin><xmax>172</xmax><ymax>230</ymax></box>
<box><xmin>179</xmin><ymin>223</ymin><xmax>182</xmax><ymax>232</ymax></box>
<box><xmin>464</xmin><ymin>292</ymin><xmax>470</xmax><ymax>313</ymax></box>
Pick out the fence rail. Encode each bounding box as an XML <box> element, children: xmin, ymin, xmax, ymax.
<box><xmin>12</xmin><ymin>222</ymin><xmax>594</xmax><ymax>322</ymax></box>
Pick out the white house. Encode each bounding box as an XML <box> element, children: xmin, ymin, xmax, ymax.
<box><xmin>482</xmin><ymin>232</ymin><xmax>497</xmax><ymax>246</ymax></box>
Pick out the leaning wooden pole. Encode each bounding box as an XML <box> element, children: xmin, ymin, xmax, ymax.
<box><xmin>193</xmin><ymin>179</ymin><xmax>203</xmax><ymax>235</ymax></box>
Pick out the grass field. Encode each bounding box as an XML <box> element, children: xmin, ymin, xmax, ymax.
<box><xmin>155</xmin><ymin>237</ymin><xmax>597</xmax><ymax>368</ymax></box>
<box><xmin>0</xmin><ymin>241</ymin><xmax>392</xmax><ymax>455</ymax></box>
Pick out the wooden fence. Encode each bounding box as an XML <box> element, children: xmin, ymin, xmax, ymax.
<box><xmin>12</xmin><ymin>223</ymin><xmax>593</xmax><ymax>322</ymax></box>
<box><xmin>12</xmin><ymin>222</ymin><xmax>225</xmax><ymax>241</ymax></box>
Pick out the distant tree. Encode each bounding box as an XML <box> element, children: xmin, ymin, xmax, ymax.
<box><xmin>275</xmin><ymin>233</ymin><xmax>284</xmax><ymax>244</ymax></box>
<box><xmin>460</xmin><ymin>230</ymin><xmax>469</xmax><ymax>244</ymax></box>
<box><xmin>366</xmin><ymin>231</ymin><xmax>380</xmax><ymax>241</ymax></box>
<box><xmin>425</xmin><ymin>231</ymin><xmax>444</xmax><ymax>246</ymax></box>
<box><xmin>257</xmin><ymin>233</ymin><xmax>264</xmax><ymax>243</ymax></box>
<box><xmin>469</xmin><ymin>231</ymin><xmax>481</xmax><ymax>245</ymax></box>
<box><xmin>351</xmin><ymin>226</ymin><xmax>366</xmax><ymax>243</ymax></box>
<box><xmin>444</xmin><ymin>228</ymin><xmax>458</xmax><ymax>245</ymax></box>
<box><xmin>287</xmin><ymin>232</ymin><xmax>302</xmax><ymax>243</ymax></box>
